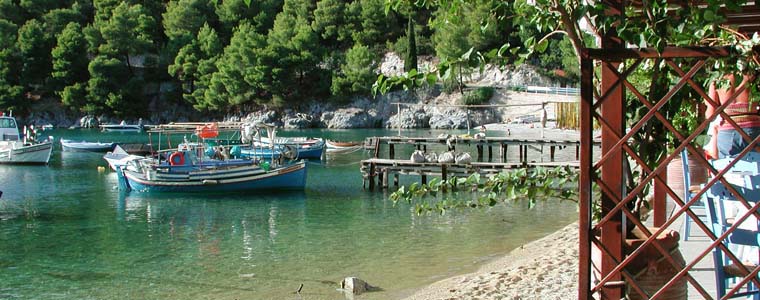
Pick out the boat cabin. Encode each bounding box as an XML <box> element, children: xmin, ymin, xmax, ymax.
<box><xmin>0</xmin><ymin>116</ymin><xmax>19</xmax><ymax>142</ymax></box>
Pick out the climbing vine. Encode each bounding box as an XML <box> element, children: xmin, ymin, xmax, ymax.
<box><xmin>389</xmin><ymin>166</ymin><xmax>583</xmax><ymax>215</ymax></box>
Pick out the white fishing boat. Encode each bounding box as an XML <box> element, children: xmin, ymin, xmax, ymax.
<box><xmin>103</xmin><ymin>145</ymin><xmax>145</xmax><ymax>171</ymax></box>
<box><xmin>0</xmin><ymin>114</ymin><xmax>54</xmax><ymax>164</ymax></box>
<box><xmin>240</xmin><ymin>124</ymin><xmax>324</xmax><ymax>159</ymax></box>
<box><xmin>100</xmin><ymin>120</ymin><xmax>143</xmax><ymax>132</ymax></box>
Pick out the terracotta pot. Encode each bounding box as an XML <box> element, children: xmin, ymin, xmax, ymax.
<box><xmin>592</xmin><ymin>228</ymin><xmax>687</xmax><ymax>300</ymax></box>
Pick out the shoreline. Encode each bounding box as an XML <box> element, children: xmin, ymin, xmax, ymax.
<box><xmin>400</xmin><ymin>222</ymin><xmax>579</xmax><ymax>300</ymax></box>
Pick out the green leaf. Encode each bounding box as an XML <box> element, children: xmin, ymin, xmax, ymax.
<box><xmin>535</xmin><ymin>39</ymin><xmax>548</xmax><ymax>53</ymax></box>
<box><xmin>704</xmin><ymin>9</ymin><xmax>715</xmax><ymax>22</ymax></box>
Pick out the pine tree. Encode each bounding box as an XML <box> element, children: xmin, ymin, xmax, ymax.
<box><xmin>17</xmin><ymin>19</ymin><xmax>51</xmax><ymax>90</ymax></box>
<box><xmin>163</xmin><ymin>0</ymin><xmax>215</xmax><ymax>46</ymax></box>
<box><xmin>404</xmin><ymin>16</ymin><xmax>417</xmax><ymax>72</ymax></box>
<box><xmin>331</xmin><ymin>43</ymin><xmax>376</xmax><ymax>98</ymax></box>
<box><xmin>204</xmin><ymin>22</ymin><xmax>267</xmax><ymax>110</ymax></box>
<box><xmin>0</xmin><ymin>19</ymin><xmax>22</xmax><ymax>111</ymax></box>
<box><xmin>52</xmin><ymin>22</ymin><xmax>89</xmax><ymax>94</ymax></box>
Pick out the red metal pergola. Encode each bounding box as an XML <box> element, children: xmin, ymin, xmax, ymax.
<box><xmin>579</xmin><ymin>1</ymin><xmax>760</xmax><ymax>299</ymax></box>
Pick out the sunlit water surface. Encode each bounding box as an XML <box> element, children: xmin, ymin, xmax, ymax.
<box><xmin>0</xmin><ymin>128</ymin><xmax>577</xmax><ymax>300</ymax></box>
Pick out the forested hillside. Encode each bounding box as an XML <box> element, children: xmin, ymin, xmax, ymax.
<box><xmin>0</xmin><ymin>0</ymin><xmax>577</xmax><ymax>119</ymax></box>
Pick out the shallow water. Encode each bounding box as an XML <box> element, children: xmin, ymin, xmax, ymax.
<box><xmin>0</xmin><ymin>128</ymin><xmax>578</xmax><ymax>300</ymax></box>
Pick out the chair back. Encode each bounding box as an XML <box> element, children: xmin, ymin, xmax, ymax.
<box><xmin>705</xmin><ymin>155</ymin><xmax>760</xmax><ymax>299</ymax></box>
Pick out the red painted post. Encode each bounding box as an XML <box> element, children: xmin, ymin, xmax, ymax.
<box><xmin>578</xmin><ymin>53</ymin><xmax>594</xmax><ymax>300</ymax></box>
<box><xmin>599</xmin><ymin>1</ymin><xmax>625</xmax><ymax>299</ymax></box>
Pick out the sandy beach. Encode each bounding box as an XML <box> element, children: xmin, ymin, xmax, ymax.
<box><xmin>402</xmin><ymin>222</ymin><xmax>579</xmax><ymax>300</ymax></box>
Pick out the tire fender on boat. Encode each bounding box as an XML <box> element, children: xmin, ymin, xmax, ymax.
<box><xmin>169</xmin><ymin>151</ymin><xmax>185</xmax><ymax>166</ymax></box>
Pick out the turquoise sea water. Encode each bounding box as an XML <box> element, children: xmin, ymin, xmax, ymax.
<box><xmin>0</xmin><ymin>128</ymin><xmax>578</xmax><ymax>300</ymax></box>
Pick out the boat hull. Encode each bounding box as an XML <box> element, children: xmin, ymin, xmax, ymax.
<box><xmin>120</xmin><ymin>161</ymin><xmax>307</xmax><ymax>193</ymax></box>
<box><xmin>100</xmin><ymin>125</ymin><xmax>142</xmax><ymax>132</ymax></box>
<box><xmin>0</xmin><ymin>142</ymin><xmax>53</xmax><ymax>164</ymax></box>
<box><xmin>61</xmin><ymin>140</ymin><xmax>115</xmax><ymax>152</ymax></box>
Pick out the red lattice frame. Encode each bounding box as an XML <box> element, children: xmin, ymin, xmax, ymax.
<box><xmin>579</xmin><ymin>46</ymin><xmax>760</xmax><ymax>300</ymax></box>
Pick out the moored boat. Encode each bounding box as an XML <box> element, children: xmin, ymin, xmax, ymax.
<box><xmin>241</xmin><ymin>142</ymin><xmax>324</xmax><ymax>159</ymax></box>
<box><xmin>0</xmin><ymin>114</ymin><xmax>54</xmax><ymax>164</ymax></box>
<box><xmin>117</xmin><ymin>158</ymin><xmax>307</xmax><ymax>193</ymax></box>
<box><xmin>116</xmin><ymin>122</ymin><xmax>307</xmax><ymax>193</ymax></box>
<box><xmin>103</xmin><ymin>145</ymin><xmax>145</xmax><ymax>171</ymax></box>
<box><xmin>61</xmin><ymin>139</ymin><xmax>115</xmax><ymax>152</ymax></box>
<box><xmin>100</xmin><ymin>120</ymin><xmax>143</xmax><ymax>132</ymax></box>
<box><xmin>325</xmin><ymin>140</ymin><xmax>362</xmax><ymax>152</ymax></box>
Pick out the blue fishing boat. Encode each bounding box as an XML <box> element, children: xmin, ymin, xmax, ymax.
<box><xmin>116</xmin><ymin>157</ymin><xmax>307</xmax><ymax>193</ymax></box>
<box><xmin>116</xmin><ymin>122</ymin><xmax>307</xmax><ymax>193</ymax></box>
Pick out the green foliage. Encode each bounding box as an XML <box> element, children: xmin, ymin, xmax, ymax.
<box><xmin>461</xmin><ymin>87</ymin><xmax>493</xmax><ymax>105</ymax></box>
<box><xmin>18</xmin><ymin>19</ymin><xmax>51</xmax><ymax>89</ymax></box>
<box><xmin>163</xmin><ymin>0</ymin><xmax>215</xmax><ymax>45</ymax></box>
<box><xmin>59</xmin><ymin>82</ymin><xmax>87</xmax><ymax>112</ymax></box>
<box><xmin>216</xmin><ymin>0</ymin><xmax>281</xmax><ymax>38</ymax></box>
<box><xmin>312</xmin><ymin>0</ymin><xmax>346</xmax><ymax>45</ymax></box>
<box><xmin>86</xmin><ymin>55</ymin><xmax>132</xmax><ymax>116</ymax></box>
<box><xmin>42</xmin><ymin>5</ymin><xmax>86</xmax><ymax>41</ymax></box>
<box><xmin>265</xmin><ymin>0</ymin><xmax>324</xmax><ymax>101</ymax></box>
<box><xmin>331</xmin><ymin>43</ymin><xmax>377</xmax><ymax>98</ymax></box>
<box><xmin>0</xmin><ymin>0</ymin><xmax>23</xmax><ymax>25</ymax></box>
<box><xmin>98</xmin><ymin>3</ymin><xmax>155</xmax><ymax>60</ymax></box>
<box><xmin>204</xmin><ymin>22</ymin><xmax>267</xmax><ymax>110</ymax></box>
<box><xmin>389</xmin><ymin>167</ymin><xmax>579</xmax><ymax>215</ymax></box>
<box><xmin>52</xmin><ymin>22</ymin><xmax>89</xmax><ymax>91</ymax></box>
<box><xmin>351</xmin><ymin>0</ymin><xmax>391</xmax><ymax>46</ymax></box>
<box><xmin>0</xmin><ymin>19</ymin><xmax>22</xmax><ymax>112</ymax></box>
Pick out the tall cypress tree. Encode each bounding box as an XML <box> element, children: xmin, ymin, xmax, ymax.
<box><xmin>404</xmin><ymin>15</ymin><xmax>417</xmax><ymax>72</ymax></box>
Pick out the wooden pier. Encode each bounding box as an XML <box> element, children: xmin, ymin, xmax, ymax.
<box><xmin>361</xmin><ymin>135</ymin><xmax>598</xmax><ymax>190</ymax></box>
<box><xmin>363</xmin><ymin>136</ymin><xmax>597</xmax><ymax>162</ymax></box>
<box><xmin>361</xmin><ymin>158</ymin><xmax>579</xmax><ymax>190</ymax></box>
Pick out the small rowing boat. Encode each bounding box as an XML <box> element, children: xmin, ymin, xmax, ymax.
<box><xmin>61</xmin><ymin>139</ymin><xmax>115</xmax><ymax>152</ymax></box>
<box><xmin>325</xmin><ymin>140</ymin><xmax>362</xmax><ymax>153</ymax></box>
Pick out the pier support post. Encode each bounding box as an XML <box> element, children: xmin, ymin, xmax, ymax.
<box><xmin>575</xmin><ymin>145</ymin><xmax>579</xmax><ymax>160</ymax></box>
<box><xmin>389</xmin><ymin>144</ymin><xmax>395</xmax><ymax>159</ymax></box>
<box><xmin>394</xmin><ymin>174</ymin><xmax>399</xmax><ymax>187</ymax></box>
<box><xmin>368</xmin><ymin>163</ymin><xmax>376</xmax><ymax>191</ymax></box>
<box><xmin>381</xmin><ymin>169</ymin><xmax>389</xmax><ymax>188</ymax></box>
<box><xmin>378</xmin><ymin>169</ymin><xmax>384</xmax><ymax>189</ymax></box>
<box><xmin>477</xmin><ymin>144</ymin><xmax>483</xmax><ymax>162</ymax></box>
<box><xmin>519</xmin><ymin>145</ymin><xmax>524</xmax><ymax>163</ymax></box>
<box><xmin>503</xmin><ymin>145</ymin><xmax>508</xmax><ymax>162</ymax></box>
<box><xmin>421</xmin><ymin>174</ymin><xmax>427</xmax><ymax>185</ymax></box>
<box><xmin>488</xmin><ymin>146</ymin><xmax>493</xmax><ymax>162</ymax></box>
<box><xmin>550</xmin><ymin>146</ymin><xmax>556</xmax><ymax>162</ymax></box>
<box><xmin>441</xmin><ymin>164</ymin><xmax>447</xmax><ymax>181</ymax></box>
